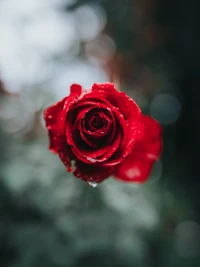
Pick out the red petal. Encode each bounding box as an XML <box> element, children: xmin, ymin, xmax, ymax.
<box><xmin>44</xmin><ymin>97</ymin><xmax>67</xmax><ymax>130</ymax></box>
<box><xmin>91</xmin><ymin>83</ymin><xmax>141</xmax><ymax>121</ymax></box>
<box><xmin>70</xmin><ymin>84</ymin><xmax>82</xmax><ymax>96</ymax></box>
<box><xmin>73</xmin><ymin>160</ymin><xmax>114</xmax><ymax>183</ymax></box>
<box><xmin>68</xmin><ymin>129</ymin><xmax>121</xmax><ymax>164</ymax></box>
<box><xmin>114</xmin><ymin>116</ymin><xmax>162</xmax><ymax>183</ymax></box>
<box><xmin>54</xmin><ymin>94</ymin><xmax>79</xmax><ymax>170</ymax></box>
<box><xmin>95</xmin><ymin>131</ymin><xmax>122</xmax><ymax>163</ymax></box>
<box><xmin>44</xmin><ymin>97</ymin><xmax>68</xmax><ymax>153</ymax></box>
<box><xmin>136</xmin><ymin>116</ymin><xmax>162</xmax><ymax>155</ymax></box>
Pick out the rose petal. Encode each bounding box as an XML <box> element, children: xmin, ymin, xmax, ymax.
<box><xmin>71</xmin><ymin>142</ymin><xmax>111</xmax><ymax>163</ymax></box>
<box><xmin>44</xmin><ymin>98</ymin><xmax>67</xmax><ymax>129</ymax></box>
<box><xmin>114</xmin><ymin>116</ymin><xmax>162</xmax><ymax>182</ymax></box>
<box><xmin>55</xmin><ymin>94</ymin><xmax>80</xmax><ymax>171</ymax></box>
<box><xmin>114</xmin><ymin>154</ymin><xmax>154</xmax><ymax>183</ymax></box>
<box><xmin>135</xmin><ymin>116</ymin><xmax>162</xmax><ymax>155</ymax></box>
<box><xmin>73</xmin><ymin>160</ymin><xmax>114</xmax><ymax>183</ymax></box>
<box><xmin>79</xmin><ymin>126</ymin><xmax>98</xmax><ymax>148</ymax></box>
<box><xmin>91</xmin><ymin>83</ymin><xmax>141</xmax><ymax>121</ymax></box>
<box><xmin>70</xmin><ymin>84</ymin><xmax>82</xmax><ymax>96</ymax></box>
<box><xmin>121</xmin><ymin>120</ymin><xmax>145</xmax><ymax>159</ymax></box>
<box><xmin>44</xmin><ymin>97</ymin><xmax>68</xmax><ymax>153</ymax></box>
<box><xmin>93</xmin><ymin>130</ymin><xmax>122</xmax><ymax>163</ymax></box>
<box><xmin>69</xmin><ymin>124</ymin><xmax>121</xmax><ymax>164</ymax></box>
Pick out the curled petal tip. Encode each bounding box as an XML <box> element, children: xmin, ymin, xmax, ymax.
<box><xmin>70</xmin><ymin>84</ymin><xmax>82</xmax><ymax>95</ymax></box>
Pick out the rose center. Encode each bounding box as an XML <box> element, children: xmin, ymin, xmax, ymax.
<box><xmin>83</xmin><ymin>108</ymin><xmax>112</xmax><ymax>136</ymax></box>
<box><xmin>90</xmin><ymin>115</ymin><xmax>104</xmax><ymax>130</ymax></box>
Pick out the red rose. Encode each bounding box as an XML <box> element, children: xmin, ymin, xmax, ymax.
<box><xmin>44</xmin><ymin>83</ymin><xmax>162</xmax><ymax>184</ymax></box>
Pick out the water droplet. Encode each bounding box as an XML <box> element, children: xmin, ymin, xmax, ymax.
<box><xmin>86</xmin><ymin>157</ymin><xmax>96</xmax><ymax>163</ymax></box>
<box><xmin>87</xmin><ymin>180</ymin><xmax>98</xmax><ymax>188</ymax></box>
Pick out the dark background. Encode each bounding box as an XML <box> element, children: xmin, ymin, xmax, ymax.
<box><xmin>0</xmin><ymin>0</ymin><xmax>200</xmax><ymax>266</ymax></box>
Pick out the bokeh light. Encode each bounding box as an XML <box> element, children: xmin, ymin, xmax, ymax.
<box><xmin>174</xmin><ymin>221</ymin><xmax>200</xmax><ymax>258</ymax></box>
<box><xmin>150</xmin><ymin>93</ymin><xmax>181</xmax><ymax>125</ymax></box>
<box><xmin>74</xmin><ymin>4</ymin><xmax>106</xmax><ymax>42</ymax></box>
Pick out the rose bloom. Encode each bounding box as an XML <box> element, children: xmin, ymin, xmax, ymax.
<box><xmin>44</xmin><ymin>83</ymin><xmax>162</xmax><ymax>184</ymax></box>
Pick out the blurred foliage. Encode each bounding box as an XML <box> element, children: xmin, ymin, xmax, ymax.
<box><xmin>1</xmin><ymin>131</ymin><xmax>198</xmax><ymax>267</ymax></box>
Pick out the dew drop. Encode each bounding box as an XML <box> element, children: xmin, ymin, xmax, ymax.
<box><xmin>87</xmin><ymin>180</ymin><xmax>98</xmax><ymax>188</ymax></box>
<box><xmin>86</xmin><ymin>157</ymin><xmax>96</xmax><ymax>163</ymax></box>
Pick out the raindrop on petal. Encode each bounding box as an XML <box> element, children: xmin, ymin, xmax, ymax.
<box><xmin>86</xmin><ymin>157</ymin><xmax>96</xmax><ymax>163</ymax></box>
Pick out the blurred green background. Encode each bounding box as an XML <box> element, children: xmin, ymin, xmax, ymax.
<box><xmin>0</xmin><ymin>0</ymin><xmax>200</xmax><ymax>266</ymax></box>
